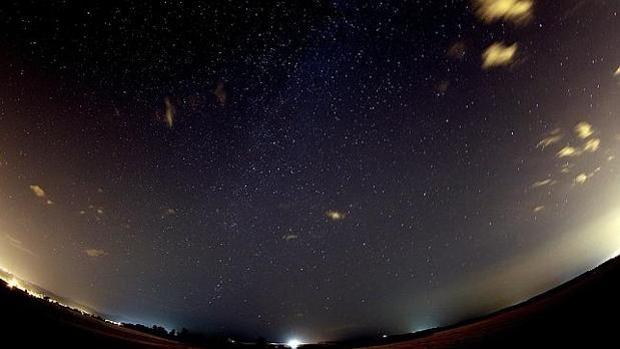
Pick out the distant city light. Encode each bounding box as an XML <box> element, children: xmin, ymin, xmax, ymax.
<box><xmin>7</xmin><ymin>278</ymin><xmax>20</xmax><ymax>289</ymax></box>
<box><xmin>286</xmin><ymin>338</ymin><xmax>303</xmax><ymax>349</ymax></box>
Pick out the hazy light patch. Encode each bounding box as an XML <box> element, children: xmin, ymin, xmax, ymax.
<box><xmin>164</xmin><ymin>97</ymin><xmax>175</xmax><ymax>128</ymax></box>
<box><xmin>574</xmin><ymin>122</ymin><xmax>594</xmax><ymax>139</ymax></box>
<box><xmin>84</xmin><ymin>249</ymin><xmax>107</xmax><ymax>258</ymax></box>
<box><xmin>29</xmin><ymin>185</ymin><xmax>46</xmax><ymax>198</ymax></box>
<box><xmin>161</xmin><ymin>208</ymin><xmax>177</xmax><ymax>218</ymax></box>
<box><xmin>3</xmin><ymin>234</ymin><xmax>36</xmax><ymax>257</ymax></box>
<box><xmin>473</xmin><ymin>0</ymin><xmax>534</xmax><ymax>24</ymax></box>
<box><xmin>440</xmin><ymin>205</ymin><xmax>620</xmax><ymax>327</ymax></box>
<box><xmin>447</xmin><ymin>41</ymin><xmax>467</xmax><ymax>60</ymax></box>
<box><xmin>286</xmin><ymin>339</ymin><xmax>304</xmax><ymax>349</ymax></box>
<box><xmin>574</xmin><ymin>173</ymin><xmax>589</xmax><ymax>185</ymax></box>
<box><xmin>560</xmin><ymin>162</ymin><xmax>574</xmax><ymax>174</ymax></box>
<box><xmin>536</xmin><ymin>131</ymin><xmax>563</xmax><ymax>149</ymax></box>
<box><xmin>326</xmin><ymin>210</ymin><xmax>346</xmax><ymax>221</ymax></box>
<box><xmin>583</xmin><ymin>138</ymin><xmax>601</xmax><ymax>153</ymax></box>
<box><xmin>213</xmin><ymin>81</ymin><xmax>227</xmax><ymax>106</ymax></box>
<box><xmin>531</xmin><ymin>178</ymin><xmax>555</xmax><ymax>188</ymax></box>
<box><xmin>615</xmin><ymin>66</ymin><xmax>620</xmax><ymax>76</ymax></box>
<box><xmin>557</xmin><ymin>146</ymin><xmax>580</xmax><ymax>158</ymax></box>
<box><xmin>482</xmin><ymin>42</ymin><xmax>518</xmax><ymax>69</ymax></box>
<box><xmin>533</xmin><ymin>205</ymin><xmax>545</xmax><ymax>213</ymax></box>
<box><xmin>7</xmin><ymin>277</ymin><xmax>20</xmax><ymax>289</ymax></box>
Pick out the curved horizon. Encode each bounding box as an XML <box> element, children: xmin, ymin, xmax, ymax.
<box><xmin>0</xmin><ymin>0</ymin><xmax>619</xmax><ymax>343</ymax></box>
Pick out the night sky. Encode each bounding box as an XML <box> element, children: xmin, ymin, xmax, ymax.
<box><xmin>0</xmin><ymin>0</ymin><xmax>619</xmax><ymax>343</ymax></box>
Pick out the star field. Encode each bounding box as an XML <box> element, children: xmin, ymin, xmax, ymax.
<box><xmin>0</xmin><ymin>0</ymin><xmax>619</xmax><ymax>343</ymax></box>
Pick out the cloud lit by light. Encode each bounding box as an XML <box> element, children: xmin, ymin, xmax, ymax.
<box><xmin>574</xmin><ymin>173</ymin><xmax>589</xmax><ymax>185</ymax></box>
<box><xmin>531</xmin><ymin>179</ymin><xmax>555</xmax><ymax>188</ymax></box>
<box><xmin>326</xmin><ymin>210</ymin><xmax>346</xmax><ymax>221</ymax></box>
<box><xmin>4</xmin><ymin>234</ymin><xmax>36</xmax><ymax>257</ymax></box>
<box><xmin>574</xmin><ymin>122</ymin><xmax>594</xmax><ymax>139</ymax></box>
<box><xmin>29</xmin><ymin>185</ymin><xmax>46</xmax><ymax>198</ymax></box>
<box><xmin>482</xmin><ymin>42</ymin><xmax>518</xmax><ymax>69</ymax></box>
<box><xmin>473</xmin><ymin>0</ymin><xmax>534</xmax><ymax>24</ymax></box>
<box><xmin>84</xmin><ymin>249</ymin><xmax>107</xmax><ymax>258</ymax></box>
<box><xmin>164</xmin><ymin>97</ymin><xmax>175</xmax><ymax>128</ymax></box>
<box><xmin>536</xmin><ymin>130</ymin><xmax>563</xmax><ymax>149</ymax></box>
<box><xmin>557</xmin><ymin>146</ymin><xmax>579</xmax><ymax>158</ymax></box>
<box><xmin>583</xmin><ymin>138</ymin><xmax>601</xmax><ymax>153</ymax></box>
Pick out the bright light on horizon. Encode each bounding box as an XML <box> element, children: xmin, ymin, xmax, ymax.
<box><xmin>286</xmin><ymin>338</ymin><xmax>303</xmax><ymax>349</ymax></box>
<box><xmin>7</xmin><ymin>277</ymin><xmax>20</xmax><ymax>289</ymax></box>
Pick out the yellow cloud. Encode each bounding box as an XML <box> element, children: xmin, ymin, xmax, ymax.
<box><xmin>482</xmin><ymin>42</ymin><xmax>518</xmax><ymax>69</ymax></box>
<box><xmin>574</xmin><ymin>168</ymin><xmax>601</xmax><ymax>185</ymax></box>
<box><xmin>29</xmin><ymin>185</ymin><xmax>46</xmax><ymax>198</ymax></box>
<box><xmin>583</xmin><ymin>138</ymin><xmax>600</xmax><ymax>153</ymax></box>
<box><xmin>531</xmin><ymin>179</ymin><xmax>555</xmax><ymax>188</ymax></box>
<box><xmin>536</xmin><ymin>133</ymin><xmax>563</xmax><ymax>149</ymax></box>
<box><xmin>574</xmin><ymin>122</ymin><xmax>594</xmax><ymax>139</ymax></box>
<box><xmin>557</xmin><ymin>146</ymin><xmax>580</xmax><ymax>158</ymax></box>
<box><xmin>473</xmin><ymin>0</ymin><xmax>534</xmax><ymax>24</ymax></box>
<box><xmin>84</xmin><ymin>249</ymin><xmax>107</xmax><ymax>258</ymax></box>
<box><xmin>574</xmin><ymin>173</ymin><xmax>588</xmax><ymax>185</ymax></box>
<box><xmin>326</xmin><ymin>210</ymin><xmax>346</xmax><ymax>221</ymax></box>
<box><xmin>164</xmin><ymin>97</ymin><xmax>175</xmax><ymax>128</ymax></box>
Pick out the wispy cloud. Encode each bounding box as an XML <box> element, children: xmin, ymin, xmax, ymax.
<box><xmin>326</xmin><ymin>210</ymin><xmax>346</xmax><ymax>221</ymax></box>
<box><xmin>473</xmin><ymin>0</ymin><xmax>534</xmax><ymax>25</ymax></box>
<box><xmin>536</xmin><ymin>129</ymin><xmax>563</xmax><ymax>149</ymax></box>
<box><xmin>583</xmin><ymin>138</ymin><xmax>600</xmax><ymax>153</ymax></box>
<box><xmin>482</xmin><ymin>42</ymin><xmax>518</xmax><ymax>69</ymax></box>
<box><xmin>84</xmin><ymin>249</ymin><xmax>107</xmax><ymax>258</ymax></box>
<box><xmin>557</xmin><ymin>146</ymin><xmax>580</xmax><ymax>158</ymax></box>
<box><xmin>213</xmin><ymin>82</ymin><xmax>227</xmax><ymax>107</ymax></box>
<box><xmin>531</xmin><ymin>179</ymin><xmax>556</xmax><ymax>188</ymax></box>
<box><xmin>574</xmin><ymin>173</ymin><xmax>589</xmax><ymax>185</ymax></box>
<box><xmin>4</xmin><ymin>234</ymin><xmax>36</xmax><ymax>256</ymax></box>
<box><xmin>574</xmin><ymin>122</ymin><xmax>594</xmax><ymax>139</ymax></box>
<box><xmin>164</xmin><ymin>97</ymin><xmax>175</xmax><ymax>128</ymax></box>
<box><xmin>29</xmin><ymin>185</ymin><xmax>46</xmax><ymax>198</ymax></box>
<box><xmin>447</xmin><ymin>41</ymin><xmax>467</xmax><ymax>60</ymax></box>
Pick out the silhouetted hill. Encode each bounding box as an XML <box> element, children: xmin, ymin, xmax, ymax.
<box><xmin>0</xmin><ymin>278</ymin><xmax>200</xmax><ymax>348</ymax></box>
<box><xmin>4</xmin><ymin>255</ymin><xmax>620</xmax><ymax>348</ymax></box>
<box><xmin>344</xmin><ymin>255</ymin><xmax>620</xmax><ymax>348</ymax></box>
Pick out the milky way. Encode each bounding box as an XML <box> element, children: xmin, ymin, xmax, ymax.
<box><xmin>0</xmin><ymin>0</ymin><xmax>619</xmax><ymax>343</ymax></box>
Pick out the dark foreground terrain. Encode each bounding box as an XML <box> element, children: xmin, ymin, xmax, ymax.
<box><xmin>0</xmin><ymin>279</ymin><xmax>201</xmax><ymax>349</ymax></box>
<box><xmin>3</xmin><ymin>255</ymin><xmax>620</xmax><ymax>348</ymax></box>
<box><xmin>349</xmin><ymin>255</ymin><xmax>620</xmax><ymax>348</ymax></box>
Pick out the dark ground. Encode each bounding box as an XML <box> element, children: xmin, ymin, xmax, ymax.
<box><xmin>0</xmin><ymin>280</ymin><xmax>200</xmax><ymax>349</ymax></box>
<box><xmin>348</xmin><ymin>255</ymin><xmax>620</xmax><ymax>348</ymax></box>
<box><xmin>3</xmin><ymin>255</ymin><xmax>620</xmax><ymax>348</ymax></box>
